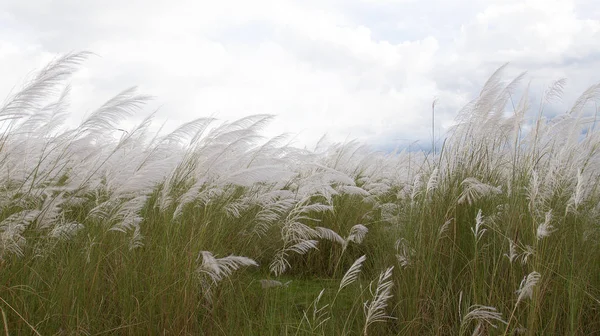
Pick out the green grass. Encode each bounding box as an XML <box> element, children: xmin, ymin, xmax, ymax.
<box><xmin>1</xmin><ymin>54</ymin><xmax>600</xmax><ymax>335</ymax></box>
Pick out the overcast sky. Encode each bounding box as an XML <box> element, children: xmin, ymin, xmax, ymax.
<box><xmin>1</xmin><ymin>0</ymin><xmax>599</xmax><ymax>150</ymax></box>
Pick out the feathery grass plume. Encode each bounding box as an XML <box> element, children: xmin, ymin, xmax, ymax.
<box><xmin>410</xmin><ymin>173</ymin><xmax>422</xmax><ymax>202</ymax></box>
<box><xmin>395</xmin><ymin>238</ymin><xmax>415</xmax><ymax>268</ymax></box>
<box><xmin>459</xmin><ymin>178</ymin><xmax>502</xmax><ymax>205</ymax></box>
<box><xmin>566</xmin><ymin>169</ymin><xmax>585</xmax><ymax>214</ymax></box>
<box><xmin>225</xmin><ymin>196</ymin><xmax>254</xmax><ymax>219</ymax></box>
<box><xmin>438</xmin><ymin>218</ymin><xmax>453</xmax><ymax>238</ymax></box>
<box><xmin>471</xmin><ymin>209</ymin><xmax>486</xmax><ymax>243</ymax></box>
<box><xmin>15</xmin><ymin>83</ymin><xmax>71</xmax><ymax>137</ymax></box>
<box><xmin>460</xmin><ymin>305</ymin><xmax>507</xmax><ymax>334</ymax></box>
<box><xmin>76</xmin><ymin>87</ymin><xmax>152</xmax><ymax>139</ymax></box>
<box><xmin>379</xmin><ymin>203</ymin><xmax>399</xmax><ymax>224</ymax></box>
<box><xmin>526</xmin><ymin>169</ymin><xmax>540</xmax><ymax>213</ymax></box>
<box><xmin>244</xmin><ymin>132</ymin><xmax>291</xmax><ymax>166</ymax></box>
<box><xmin>267</xmin><ymin>196</ymin><xmax>332</xmax><ymax>275</ymax></box>
<box><xmin>544</xmin><ymin>78</ymin><xmax>568</xmax><ymax>104</ymax></box>
<box><xmin>161</xmin><ymin>117</ymin><xmax>216</xmax><ymax>148</ymax></box>
<box><xmin>536</xmin><ymin>210</ymin><xmax>555</xmax><ymax>240</ymax></box>
<box><xmin>337</xmin><ymin>185</ymin><xmax>370</xmax><ymax>196</ymax></box>
<box><xmin>316</xmin><ymin>227</ymin><xmax>345</xmax><ymax>246</ymax></box>
<box><xmin>338</xmin><ymin>255</ymin><xmax>366</xmax><ymax>293</ymax></box>
<box><xmin>128</xmin><ymin>225</ymin><xmax>144</xmax><ymax>251</ymax></box>
<box><xmin>520</xmin><ymin>245</ymin><xmax>535</xmax><ymax>265</ymax></box>
<box><xmin>269</xmin><ymin>251</ymin><xmax>291</xmax><ymax>277</ymax></box>
<box><xmin>446</xmin><ymin>63</ymin><xmax>517</xmax><ymax>156</ymax></box>
<box><xmin>251</xmin><ymin>196</ymin><xmax>297</xmax><ymax>237</ymax></box>
<box><xmin>327</xmin><ymin>139</ymin><xmax>371</xmax><ymax>172</ymax></box>
<box><xmin>347</xmin><ymin>224</ymin><xmax>368</xmax><ymax>245</ymax></box>
<box><xmin>504</xmin><ymin>238</ymin><xmax>518</xmax><ymax>264</ymax></box>
<box><xmin>269</xmin><ymin>239</ymin><xmax>319</xmax><ymax>276</ymax></box>
<box><xmin>36</xmin><ymin>191</ymin><xmax>66</xmax><ymax>229</ymax></box>
<box><xmin>475</xmin><ymin>62</ymin><xmax>510</xmax><ymax>118</ymax></box>
<box><xmin>363</xmin><ymin>266</ymin><xmax>395</xmax><ymax>336</ymax></box>
<box><xmin>295</xmin><ymin>167</ymin><xmax>356</xmax><ymax>202</ymax></box>
<box><xmin>287</xmin><ymin>239</ymin><xmax>319</xmax><ymax>254</ymax></box>
<box><xmin>0</xmin><ymin>190</ymin><xmax>17</xmax><ymax>210</ymax></box>
<box><xmin>112</xmin><ymin>154</ymin><xmax>175</xmax><ymax>198</ymax></box>
<box><xmin>216</xmin><ymin>114</ymin><xmax>275</xmax><ymax>137</ymax></box>
<box><xmin>567</xmin><ymin>82</ymin><xmax>600</xmax><ymax>117</ymax></box>
<box><xmin>225</xmin><ymin>165</ymin><xmax>296</xmax><ymax>187</ymax></box>
<box><xmin>363</xmin><ymin>182</ymin><xmax>391</xmax><ymax>196</ymax></box>
<box><xmin>170</xmin><ymin>177</ymin><xmax>207</xmax><ymax>219</ymax></box>
<box><xmin>0</xmin><ymin>210</ymin><xmax>40</xmax><ymax>258</ymax></box>
<box><xmin>495</xmin><ymin>70</ymin><xmax>527</xmax><ymax>118</ymax></box>
<box><xmin>426</xmin><ymin>167</ymin><xmax>439</xmax><ymax>195</ymax></box>
<box><xmin>100</xmin><ymin>195</ymin><xmax>148</xmax><ymax>233</ymax></box>
<box><xmin>196</xmin><ymin>251</ymin><xmax>258</xmax><ymax>301</ymax></box>
<box><xmin>504</xmin><ymin>271</ymin><xmax>542</xmax><ymax>335</ymax></box>
<box><xmin>0</xmin><ymin>52</ymin><xmax>90</xmax><ymax>123</ymax></box>
<box><xmin>99</xmin><ymin>122</ymin><xmax>176</xmax><ymax>199</ymax></box>
<box><xmin>317</xmin><ymin>224</ymin><xmax>369</xmax><ymax>251</ymax></box>
<box><xmin>529</xmin><ymin>78</ymin><xmax>568</xmax><ymax>159</ymax></box>
<box><xmin>86</xmin><ymin>195</ymin><xmax>148</xmax><ymax>249</ymax></box>
<box><xmin>284</xmin><ymin>221</ymin><xmax>321</xmax><ymax>243</ymax></box>
<box><xmin>286</xmin><ymin>198</ymin><xmax>334</xmax><ymax>227</ymax></box>
<box><xmin>516</xmin><ymin>271</ymin><xmax>541</xmax><ymax>304</ymax></box>
<box><xmin>197</xmin><ymin>251</ymin><xmax>259</xmax><ymax>283</ymax></box>
<box><xmin>49</xmin><ymin>221</ymin><xmax>84</xmax><ymax>241</ymax></box>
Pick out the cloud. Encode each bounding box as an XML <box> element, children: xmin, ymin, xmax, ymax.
<box><xmin>0</xmin><ymin>0</ymin><xmax>599</xmax><ymax>150</ymax></box>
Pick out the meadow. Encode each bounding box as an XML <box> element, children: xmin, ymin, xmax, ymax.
<box><xmin>1</xmin><ymin>52</ymin><xmax>599</xmax><ymax>335</ymax></box>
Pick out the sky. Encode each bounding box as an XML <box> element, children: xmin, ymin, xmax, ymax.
<box><xmin>1</xmin><ymin>0</ymin><xmax>599</xmax><ymax>151</ymax></box>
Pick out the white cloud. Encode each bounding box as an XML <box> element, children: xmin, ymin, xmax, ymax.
<box><xmin>0</xmin><ymin>0</ymin><xmax>599</xmax><ymax>149</ymax></box>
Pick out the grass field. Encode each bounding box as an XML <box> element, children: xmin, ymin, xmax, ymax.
<box><xmin>1</xmin><ymin>52</ymin><xmax>599</xmax><ymax>335</ymax></box>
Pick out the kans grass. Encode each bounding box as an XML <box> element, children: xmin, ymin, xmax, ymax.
<box><xmin>0</xmin><ymin>52</ymin><xmax>599</xmax><ymax>335</ymax></box>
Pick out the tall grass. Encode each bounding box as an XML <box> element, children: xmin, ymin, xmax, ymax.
<box><xmin>0</xmin><ymin>53</ymin><xmax>599</xmax><ymax>335</ymax></box>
